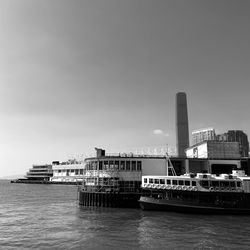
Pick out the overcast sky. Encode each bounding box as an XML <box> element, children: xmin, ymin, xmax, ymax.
<box><xmin>1</xmin><ymin>0</ymin><xmax>250</xmax><ymax>176</ymax></box>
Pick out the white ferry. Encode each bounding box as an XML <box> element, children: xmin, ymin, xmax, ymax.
<box><xmin>139</xmin><ymin>159</ymin><xmax>250</xmax><ymax>214</ymax></box>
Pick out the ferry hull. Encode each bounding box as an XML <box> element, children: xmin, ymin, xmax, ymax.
<box><xmin>139</xmin><ymin>191</ymin><xmax>250</xmax><ymax>215</ymax></box>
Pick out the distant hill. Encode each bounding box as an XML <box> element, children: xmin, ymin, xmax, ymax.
<box><xmin>0</xmin><ymin>174</ymin><xmax>25</xmax><ymax>180</ymax></box>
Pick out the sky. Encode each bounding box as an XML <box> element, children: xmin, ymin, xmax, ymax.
<box><xmin>0</xmin><ymin>0</ymin><xmax>250</xmax><ymax>177</ymax></box>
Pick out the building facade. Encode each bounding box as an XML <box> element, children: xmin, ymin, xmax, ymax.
<box><xmin>185</xmin><ymin>141</ymin><xmax>242</xmax><ymax>175</ymax></box>
<box><xmin>186</xmin><ymin>141</ymin><xmax>241</xmax><ymax>159</ymax></box>
<box><xmin>26</xmin><ymin>164</ymin><xmax>53</xmax><ymax>181</ymax></box>
<box><xmin>216</xmin><ymin>130</ymin><xmax>249</xmax><ymax>157</ymax></box>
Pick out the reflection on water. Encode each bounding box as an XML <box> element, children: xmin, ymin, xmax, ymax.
<box><xmin>1</xmin><ymin>180</ymin><xmax>250</xmax><ymax>249</ymax></box>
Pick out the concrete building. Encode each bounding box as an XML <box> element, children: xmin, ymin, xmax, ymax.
<box><xmin>192</xmin><ymin>127</ymin><xmax>216</xmax><ymax>145</ymax></box>
<box><xmin>216</xmin><ymin>130</ymin><xmax>249</xmax><ymax>157</ymax></box>
<box><xmin>185</xmin><ymin>141</ymin><xmax>242</xmax><ymax>175</ymax></box>
<box><xmin>186</xmin><ymin>141</ymin><xmax>241</xmax><ymax>159</ymax></box>
<box><xmin>176</xmin><ymin>92</ymin><xmax>189</xmax><ymax>157</ymax></box>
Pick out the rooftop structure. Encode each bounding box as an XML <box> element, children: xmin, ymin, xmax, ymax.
<box><xmin>51</xmin><ymin>159</ymin><xmax>85</xmax><ymax>183</ymax></box>
<box><xmin>192</xmin><ymin>127</ymin><xmax>216</xmax><ymax>145</ymax></box>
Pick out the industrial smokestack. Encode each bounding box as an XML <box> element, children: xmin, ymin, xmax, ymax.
<box><xmin>176</xmin><ymin>92</ymin><xmax>189</xmax><ymax>157</ymax></box>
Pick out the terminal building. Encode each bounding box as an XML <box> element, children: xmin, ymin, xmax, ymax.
<box><xmin>81</xmin><ymin>146</ymin><xmax>250</xmax><ymax>191</ymax></box>
<box><xmin>83</xmin><ymin>148</ymin><xmax>181</xmax><ymax>193</ymax></box>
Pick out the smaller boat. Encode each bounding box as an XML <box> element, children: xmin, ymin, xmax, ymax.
<box><xmin>139</xmin><ymin>157</ymin><xmax>250</xmax><ymax>214</ymax></box>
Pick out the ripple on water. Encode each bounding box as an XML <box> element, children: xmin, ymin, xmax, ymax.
<box><xmin>1</xmin><ymin>181</ymin><xmax>250</xmax><ymax>250</ymax></box>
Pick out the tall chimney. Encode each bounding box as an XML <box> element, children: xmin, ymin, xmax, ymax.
<box><xmin>176</xmin><ymin>92</ymin><xmax>189</xmax><ymax>157</ymax></box>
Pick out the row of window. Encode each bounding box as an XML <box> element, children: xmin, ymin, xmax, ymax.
<box><xmin>86</xmin><ymin>160</ymin><xmax>142</xmax><ymax>171</ymax></box>
<box><xmin>55</xmin><ymin>169</ymin><xmax>84</xmax><ymax>175</ymax></box>
<box><xmin>199</xmin><ymin>180</ymin><xmax>241</xmax><ymax>188</ymax></box>
<box><xmin>144</xmin><ymin>178</ymin><xmax>197</xmax><ymax>187</ymax></box>
<box><xmin>33</xmin><ymin>166</ymin><xmax>51</xmax><ymax>169</ymax></box>
<box><xmin>29</xmin><ymin>170</ymin><xmax>51</xmax><ymax>173</ymax></box>
<box><xmin>144</xmin><ymin>178</ymin><xmax>242</xmax><ymax>188</ymax></box>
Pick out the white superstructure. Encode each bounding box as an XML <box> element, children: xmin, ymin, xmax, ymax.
<box><xmin>51</xmin><ymin>160</ymin><xmax>85</xmax><ymax>182</ymax></box>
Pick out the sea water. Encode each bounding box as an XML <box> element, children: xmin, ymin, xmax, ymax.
<box><xmin>1</xmin><ymin>180</ymin><xmax>250</xmax><ymax>250</ymax></box>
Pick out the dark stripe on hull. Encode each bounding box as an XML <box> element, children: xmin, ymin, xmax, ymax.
<box><xmin>139</xmin><ymin>189</ymin><xmax>250</xmax><ymax>215</ymax></box>
<box><xmin>139</xmin><ymin>197</ymin><xmax>250</xmax><ymax>215</ymax></box>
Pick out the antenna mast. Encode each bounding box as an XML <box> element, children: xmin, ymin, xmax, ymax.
<box><xmin>165</xmin><ymin>153</ymin><xmax>176</xmax><ymax>176</ymax></box>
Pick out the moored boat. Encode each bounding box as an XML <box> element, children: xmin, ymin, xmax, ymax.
<box><xmin>139</xmin><ymin>161</ymin><xmax>250</xmax><ymax>214</ymax></box>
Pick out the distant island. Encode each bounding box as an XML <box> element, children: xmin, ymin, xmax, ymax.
<box><xmin>0</xmin><ymin>174</ymin><xmax>24</xmax><ymax>180</ymax></box>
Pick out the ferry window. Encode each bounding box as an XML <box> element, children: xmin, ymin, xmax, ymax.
<box><xmin>58</xmin><ymin>170</ymin><xmax>61</xmax><ymax>173</ymax></box>
<box><xmin>184</xmin><ymin>180</ymin><xmax>190</xmax><ymax>186</ymax></box>
<box><xmin>115</xmin><ymin>161</ymin><xmax>119</xmax><ymax>170</ymax></box>
<box><xmin>173</xmin><ymin>180</ymin><xmax>177</xmax><ymax>185</ymax></box>
<box><xmin>230</xmin><ymin>182</ymin><xmax>236</xmax><ymax>188</ymax></box>
<box><xmin>237</xmin><ymin>182</ymin><xmax>241</xmax><ymax>187</ymax></box>
<box><xmin>137</xmin><ymin>161</ymin><xmax>142</xmax><ymax>171</ymax></box>
<box><xmin>144</xmin><ymin>178</ymin><xmax>148</xmax><ymax>183</ymax></box>
<box><xmin>99</xmin><ymin>161</ymin><xmax>103</xmax><ymax>170</ymax></box>
<box><xmin>221</xmin><ymin>181</ymin><xmax>230</xmax><ymax>188</ymax></box>
<box><xmin>80</xmin><ymin>169</ymin><xmax>83</xmax><ymax>175</ymax></box>
<box><xmin>211</xmin><ymin>181</ymin><xmax>219</xmax><ymax>187</ymax></box>
<box><xmin>167</xmin><ymin>179</ymin><xmax>171</xmax><ymax>185</ymax></box>
<box><xmin>154</xmin><ymin>179</ymin><xmax>159</xmax><ymax>184</ymax></box>
<box><xmin>149</xmin><ymin>178</ymin><xmax>153</xmax><ymax>184</ymax></box>
<box><xmin>126</xmin><ymin>161</ymin><xmax>130</xmax><ymax>171</ymax></box>
<box><xmin>192</xmin><ymin>181</ymin><xmax>196</xmax><ymax>186</ymax></box>
<box><xmin>120</xmin><ymin>161</ymin><xmax>125</xmax><ymax>171</ymax></box>
<box><xmin>71</xmin><ymin>169</ymin><xmax>74</xmax><ymax>173</ymax></box>
<box><xmin>160</xmin><ymin>179</ymin><xmax>165</xmax><ymax>184</ymax></box>
<box><xmin>200</xmin><ymin>180</ymin><xmax>209</xmax><ymax>187</ymax></box>
<box><xmin>179</xmin><ymin>180</ymin><xmax>184</xmax><ymax>185</ymax></box>
<box><xmin>132</xmin><ymin>161</ymin><xmax>136</xmax><ymax>171</ymax></box>
<box><xmin>75</xmin><ymin>169</ymin><xmax>79</xmax><ymax>175</ymax></box>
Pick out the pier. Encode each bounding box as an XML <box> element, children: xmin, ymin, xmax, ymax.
<box><xmin>78</xmin><ymin>190</ymin><xmax>141</xmax><ymax>208</ymax></box>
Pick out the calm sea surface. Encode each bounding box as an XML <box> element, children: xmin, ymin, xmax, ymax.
<box><xmin>1</xmin><ymin>181</ymin><xmax>250</xmax><ymax>250</ymax></box>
